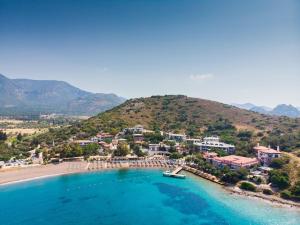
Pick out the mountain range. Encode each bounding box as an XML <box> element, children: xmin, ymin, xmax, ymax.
<box><xmin>232</xmin><ymin>103</ymin><xmax>300</xmax><ymax>118</ymax></box>
<box><xmin>0</xmin><ymin>74</ymin><xmax>125</xmax><ymax>116</ymax></box>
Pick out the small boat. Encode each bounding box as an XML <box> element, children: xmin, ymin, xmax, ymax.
<box><xmin>163</xmin><ymin>171</ymin><xmax>186</xmax><ymax>179</ymax></box>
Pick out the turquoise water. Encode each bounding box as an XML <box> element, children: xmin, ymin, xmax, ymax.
<box><xmin>0</xmin><ymin>169</ymin><xmax>300</xmax><ymax>225</ymax></box>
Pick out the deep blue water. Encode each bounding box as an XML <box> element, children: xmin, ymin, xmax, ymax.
<box><xmin>0</xmin><ymin>169</ymin><xmax>300</xmax><ymax>225</ymax></box>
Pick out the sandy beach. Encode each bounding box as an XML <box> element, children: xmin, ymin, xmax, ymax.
<box><xmin>0</xmin><ymin>160</ymin><xmax>175</xmax><ymax>186</ymax></box>
<box><xmin>0</xmin><ymin>162</ymin><xmax>88</xmax><ymax>186</ymax></box>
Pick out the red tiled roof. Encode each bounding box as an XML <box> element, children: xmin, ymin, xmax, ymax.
<box><xmin>203</xmin><ymin>152</ymin><xmax>218</xmax><ymax>159</ymax></box>
<box><xmin>254</xmin><ymin>146</ymin><xmax>281</xmax><ymax>154</ymax></box>
<box><xmin>214</xmin><ymin>155</ymin><xmax>259</xmax><ymax>166</ymax></box>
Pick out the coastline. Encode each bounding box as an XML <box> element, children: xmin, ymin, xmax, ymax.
<box><xmin>225</xmin><ymin>186</ymin><xmax>300</xmax><ymax>209</ymax></box>
<box><xmin>0</xmin><ymin>162</ymin><xmax>88</xmax><ymax>186</ymax></box>
<box><xmin>182</xmin><ymin>166</ymin><xmax>300</xmax><ymax>209</ymax></box>
<box><xmin>1</xmin><ymin>163</ymin><xmax>300</xmax><ymax>209</ymax></box>
<box><xmin>0</xmin><ymin>161</ymin><xmax>172</xmax><ymax>186</ymax></box>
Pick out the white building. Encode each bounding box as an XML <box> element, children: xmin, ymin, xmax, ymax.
<box><xmin>167</xmin><ymin>133</ymin><xmax>187</xmax><ymax>142</ymax></box>
<box><xmin>149</xmin><ymin>144</ymin><xmax>160</xmax><ymax>152</ymax></box>
<box><xmin>194</xmin><ymin>136</ymin><xmax>235</xmax><ymax>154</ymax></box>
<box><xmin>73</xmin><ymin>140</ymin><xmax>94</xmax><ymax>146</ymax></box>
<box><xmin>123</xmin><ymin>125</ymin><xmax>144</xmax><ymax>134</ymax></box>
<box><xmin>148</xmin><ymin>143</ymin><xmax>170</xmax><ymax>156</ymax></box>
<box><xmin>185</xmin><ymin>138</ymin><xmax>201</xmax><ymax>145</ymax></box>
<box><xmin>204</xmin><ymin>137</ymin><xmax>220</xmax><ymax>142</ymax></box>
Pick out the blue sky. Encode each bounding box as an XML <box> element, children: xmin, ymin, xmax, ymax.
<box><xmin>0</xmin><ymin>0</ymin><xmax>299</xmax><ymax>107</ymax></box>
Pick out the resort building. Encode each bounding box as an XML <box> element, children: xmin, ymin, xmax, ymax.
<box><xmin>133</xmin><ymin>134</ymin><xmax>144</xmax><ymax>143</ymax></box>
<box><xmin>212</xmin><ymin>155</ymin><xmax>259</xmax><ymax>169</ymax></box>
<box><xmin>73</xmin><ymin>140</ymin><xmax>94</xmax><ymax>146</ymax></box>
<box><xmin>94</xmin><ymin>133</ymin><xmax>114</xmax><ymax>141</ymax></box>
<box><xmin>194</xmin><ymin>136</ymin><xmax>235</xmax><ymax>154</ymax></box>
<box><xmin>149</xmin><ymin>144</ymin><xmax>160</xmax><ymax>152</ymax></box>
<box><xmin>254</xmin><ymin>144</ymin><xmax>282</xmax><ymax>166</ymax></box>
<box><xmin>203</xmin><ymin>152</ymin><xmax>218</xmax><ymax>163</ymax></box>
<box><xmin>147</xmin><ymin>143</ymin><xmax>170</xmax><ymax>156</ymax></box>
<box><xmin>99</xmin><ymin>141</ymin><xmax>117</xmax><ymax>151</ymax></box>
<box><xmin>167</xmin><ymin>133</ymin><xmax>187</xmax><ymax>142</ymax></box>
<box><xmin>185</xmin><ymin>138</ymin><xmax>201</xmax><ymax>145</ymax></box>
<box><xmin>123</xmin><ymin>125</ymin><xmax>144</xmax><ymax>134</ymax></box>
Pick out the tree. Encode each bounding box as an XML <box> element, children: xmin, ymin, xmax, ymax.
<box><xmin>221</xmin><ymin>168</ymin><xmax>248</xmax><ymax>184</ymax></box>
<box><xmin>17</xmin><ymin>133</ymin><xmax>23</xmax><ymax>142</ymax></box>
<box><xmin>144</xmin><ymin>132</ymin><xmax>164</xmax><ymax>144</ymax></box>
<box><xmin>0</xmin><ymin>131</ymin><xmax>7</xmax><ymax>141</ymax></box>
<box><xmin>31</xmin><ymin>138</ymin><xmax>40</xmax><ymax>147</ymax></box>
<box><xmin>83</xmin><ymin>143</ymin><xmax>99</xmax><ymax>156</ymax></box>
<box><xmin>269</xmin><ymin>170</ymin><xmax>290</xmax><ymax>190</ymax></box>
<box><xmin>60</xmin><ymin>144</ymin><xmax>83</xmax><ymax>158</ymax></box>
<box><xmin>236</xmin><ymin>168</ymin><xmax>249</xmax><ymax>180</ymax></box>
<box><xmin>133</xmin><ymin>145</ymin><xmax>146</xmax><ymax>157</ymax></box>
<box><xmin>221</xmin><ymin>171</ymin><xmax>241</xmax><ymax>184</ymax></box>
<box><xmin>237</xmin><ymin>130</ymin><xmax>253</xmax><ymax>142</ymax></box>
<box><xmin>290</xmin><ymin>181</ymin><xmax>300</xmax><ymax>197</ymax></box>
<box><xmin>169</xmin><ymin>152</ymin><xmax>183</xmax><ymax>159</ymax></box>
<box><xmin>269</xmin><ymin>157</ymin><xmax>289</xmax><ymax>169</ymax></box>
<box><xmin>114</xmin><ymin>143</ymin><xmax>130</xmax><ymax>157</ymax></box>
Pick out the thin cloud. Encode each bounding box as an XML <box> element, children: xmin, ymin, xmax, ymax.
<box><xmin>98</xmin><ymin>67</ymin><xmax>109</xmax><ymax>73</ymax></box>
<box><xmin>189</xmin><ymin>73</ymin><xmax>214</xmax><ymax>81</ymax></box>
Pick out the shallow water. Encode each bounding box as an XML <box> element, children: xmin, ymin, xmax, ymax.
<box><xmin>0</xmin><ymin>169</ymin><xmax>299</xmax><ymax>225</ymax></box>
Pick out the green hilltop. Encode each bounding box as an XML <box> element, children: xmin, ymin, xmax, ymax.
<box><xmin>35</xmin><ymin>95</ymin><xmax>300</xmax><ymax>154</ymax></box>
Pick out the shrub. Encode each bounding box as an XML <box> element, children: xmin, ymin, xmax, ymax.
<box><xmin>240</xmin><ymin>182</ymin><xmax>256</xmax><ymax>192</ymax></box>
<box><xmin>0</xmin><ymin>131</ymin><xmax>7</xmax><ymax>141</ymax></box>
<box><xmin>256</xmin><ymin>177</ymin><xmax>263</xmax><ymax>185</ymax></box>
<box><xmin>269</xmin><ymin>158</ymin><xmax>289</xmax><ymax>169</ymax></box>
<box><xmin>280</xmin><ymin>190</ymin><xmax>292</xmax><ymax>199</ymax></box>
<box><xmin>169</xmin><ymin>152</ymin><xmax>183</xmax><ymax>159</ymax></box>
<box><xmin>262</xmin><ymin>189</ymin><xmax>273</xmax><ymax>195</ymax></box>
<box><xmin>269</xmin><ymin>170</ymin><xmax>290</xmax><ymax>190</ymax></box>
<box><xmin>290</xmin><ymin>181</ymin><xmax>300</xmax><ymax>197</ymax></box>
<box><xmin>221</xmin><ymin>171</ymin><xmax>240</xmax><ymax>184</ymax></box>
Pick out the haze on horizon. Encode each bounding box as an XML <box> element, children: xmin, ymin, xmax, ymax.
<box><xmin>0</xmin><ymin>0</ymin><xmax>299</xmax><ymax>107</ymax></box>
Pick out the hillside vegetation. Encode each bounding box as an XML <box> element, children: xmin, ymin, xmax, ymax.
<box><xmin>36</xmin><ymin>95</ymin><xmax>300</xmax><ymax>154</ymax></box>
<box><xmin>4</xmin><ymin>95</ymin><xmax>300</xmax><ymax>197</ymax></box>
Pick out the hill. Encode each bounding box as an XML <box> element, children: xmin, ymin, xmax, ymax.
<box><xmin>0</xmin><ymin>74</ymin><xmax>125</xmax><ymax>116</ymax></box>
<box><xmin>272</xmin><ymin>104</ymin><xmax>300</xmax><ymax>118</ymax></box>
<box><xmin>38</xmin><ymin>95</ymin><xmax>300</xmax><ymax>153</ymax></box>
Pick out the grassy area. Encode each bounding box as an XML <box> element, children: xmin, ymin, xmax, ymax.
<box><xmin>283</xmin><ymin>153</ymin><xmax>300</xmax><ymax>186</ymax></box>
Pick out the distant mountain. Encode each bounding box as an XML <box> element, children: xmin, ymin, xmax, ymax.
<box><xmin>0</xmin><ymin>74</ymin><xmax>125</xmax><ymax>116</ymax></box>
<box><xmin>272</xmin><ymin>104</ymin><xmax>300</xmax><ymax>118</ymax></box>
<box><xmin>231</xmin><ymin>103</ymin><xmax>256</xmax><ymax>110</ymax></box>
<box><xmin>250</xmin><ymin>106</ymin><xmax>271</xmax><ymax>115</ymax></box>
<box><xmin>232</xmin><ymin>102</ymin><xmax>300</xmax><ymax>118</ymax></box>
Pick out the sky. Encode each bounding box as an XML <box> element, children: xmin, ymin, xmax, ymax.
<box><xmin>0</xmin><ymin>0</ymin><xmax>299</xmax><ymax>107</ymax></box>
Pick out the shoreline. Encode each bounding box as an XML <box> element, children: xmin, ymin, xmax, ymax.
<box><xmin>0</xmin><ymin>172</ymin><xmax>72</xmax><ymax>186</ymax></box>
<box><xmin>0</xmin><ymin>161</ymin><xmax>172</xmax><ymax>186</ymax></box>
<box><xmin>1</xmin><ymin>163</ymin><xmax>300</xmax><ymax>209</ymax></box>
<box><xmin>224</xmin><ymin>186</ymin><xmax>300</xmax><ymax>209</ymax></box>
<box><xmin>182</xmin><ymin>166</ymin><xmax>300</xmax><ymax>209</ymax></box>
<box><xmin>0</xmin><ymin>162</ymin><xmax>88</xmax><ymax>186</ymax></box>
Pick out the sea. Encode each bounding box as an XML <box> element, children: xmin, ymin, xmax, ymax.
<box><xmin>0</xmin><ymin>169</ymin><xmax>299</xmax><ymax>225</ymax></box>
